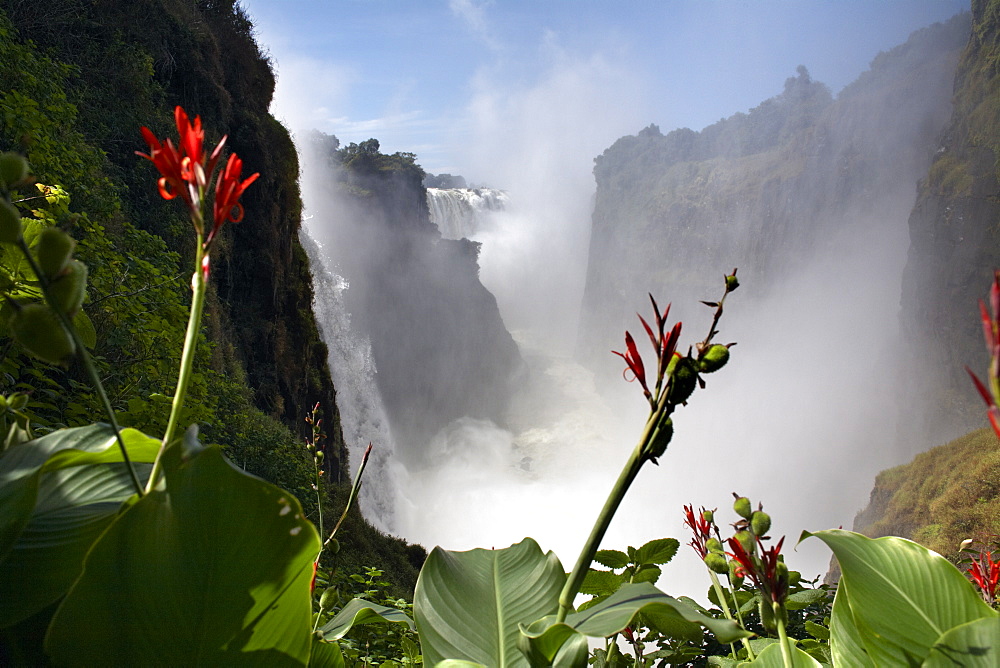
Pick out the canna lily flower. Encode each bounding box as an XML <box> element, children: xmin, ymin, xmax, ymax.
<box><xmin>683</xmin><ymin>504</ymin><xmax>714</xmax><ymax>559</ymax></box>
<box><xmin>727</xmin><ymin>535</ymin><xmax>788</xmax><ymax>604</ymax></box>
<box><xmin>208</xmin><ymin>153</ymin><xmax>259</xmax><ymax>248</ymax></box>
<box><xmin>613</xmin><ymin>330</ymin><xmax>649</xmax><ymax>397</ymax></box>
<box><xmin>136</xmin><ymin>106</ymin><xmax>231</xmax><ymax>237</ymax></box>
<box><xmin>969</xmin><ymin>550</ymin><xmax>1000</xmax><ymax>605</ymax></box>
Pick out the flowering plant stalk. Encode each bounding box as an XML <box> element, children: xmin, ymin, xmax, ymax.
<box><xmin>136</xmin><ymin>106</ymin><xmax>258</xmax><ymax>491</ymax></box>
<box><xmin>556</xmin><ymin>271</ymin><xmax>739</xmax><ymax>623</ymax></box>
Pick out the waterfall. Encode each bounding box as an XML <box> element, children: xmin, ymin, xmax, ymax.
<box><xmin>299</xmin><ymin>228</ymin><xmax>398</xmax><ymax>532</ymax></box>
<box><xmin>426</xmin><ymin>187</ymin><xmax>509</xmax><ymax>239</ymax></box>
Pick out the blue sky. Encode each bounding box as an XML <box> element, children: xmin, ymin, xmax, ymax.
<box><xmin>241</xmin><ymin>0</ymin><xmax>968</xmax><ymax>181</ymax></box>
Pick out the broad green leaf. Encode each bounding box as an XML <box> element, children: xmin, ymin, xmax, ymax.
<box><xmin>517</xmin><ymin>616</ymin><xmax>584</xmax><ymax>667</ymax></box>
<box><xmin>593</xmin><ymin>549</ymin><xmax>629</xmax><ymax>569</ymax></box>
<box><xmin>436</xmin><ymin>661</ymin><xmax>488</xmax><ymax>667</ymax></box>
<box><xmin>803</xmin><ymin>620</ymin><xmax>829</xmax><ymax>641</ymax></box>
<box><xmin>309</xmin><ymin>639</ymin><xmax>345</xmax><ymax>668</ymax></box>
<box><xmin>803</xmin><ymin>529</ymin><xmax>995</xmax><ymax>665</ymax></box>
<box><xmin>0</xmin><ymin>424</ymin><xmax>157</xmax><ymax>560</ymax></box>
<box><xmin>565</xmin><ymin>582</ymin><xmax>750</xmax><ymax>644</ymax></box>
<box><xmin>634</xmin><ymin>538</ymin><xmax>679</xmax><ymax>566</ymax></box>
<box><xmin>414</xmin><ymin>538</ymin><xmax>565</xmax><ymax>667</ymax></box>
<box><xmin>46</xmin><ymin>441</ymin><xmax>320</xmax><ymax>666</ymax></box>
<box><xmin>923</xmin><ymin>617</ymin><xmax>1000</xmax><ymax>666</ymax></box>
<box><xmin>828</xmin><ymin>579</ymin><xmax>873</xmax><ymax>667</ymax></box>
<box><xmin>0</xmin><ymin>425</ymin><xmax>158</xmax><ymax>627</ymax></box>
<box><xmin>738</xmin><ymin>640</ymin><xmax>822</xmax><ymax>667</ymax></box>
<box><xmin>319</xmin><ymin>597</ymin><xmax>414</xmax><ymax>640</ymax></box>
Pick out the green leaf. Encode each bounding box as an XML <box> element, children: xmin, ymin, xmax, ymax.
<box><xmin>828</xmin><ymin>579</ymin><xmax>873</xmax><ymax>667</ymax></box>
<box><xmin>630</xmin><ymin>564</ymin><xmax>661</xmax><ymax>585</ymax></box>
<box><xmin>565</xmin><ymin>582</ymin><xmax>750</xmax><ymax>644</ymax></box>
<box><xmin>414</xmin><ymin>538</ymin><xmax>565</xmax><ymax>667</ymax></box>
<box><xmin>593</xmin><ymin>549</ymin><xmax>629</xmax><ymax>569</ymax></box>
<box><xmin>803</xmin><ymin>529</ymin><xmax>996</xmax><ymax>665</ymax></box>
<box><xmin>309</xmin><ymin>639</ymin><xmax>345</xmax><ymax>668</ymax></box>
<box><xmin>0</xmin><ymin>425</ymin><xmax>158</xmax><ymax>627</ymax></box>
<box><xmin>784</xmin><ymin>588</ymin><xmax>828</xmax><ymax>611</ymax></box>
<box><xmin>319</xmin><ymin>598</ymin><xmax>414</xmax><ymax>641</ymax></box>
<box><xmin>924</xmin><ymin>617</ymin><xmax>1000</xmax><ymax>666</ymax></box>
<box><xmin>739</xmin><ymin>640</ymin><xmax>822</xmax><ymax>667</ymax></box>
<box><xmin>803</xmin><ymin>620</ymin><xmax>829</xmax><ymax>641</ymax></box>
<box><xmin>634</xmin><ymin>538</ymin><xmax>679</xmax><ymax>566</ymax></box>
<box><xmin>579</xmin><ymin>569</ymin><xmax>623</xmax><ymax>596</ymax></box>
<box><xmin>45</xmin><ymin>441</ymin><xmax>320</xmax><ymax>666</ymax></box>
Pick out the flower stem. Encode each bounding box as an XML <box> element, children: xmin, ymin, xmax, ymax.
<box><xmin>774</xmin><ymin>600</ymin><xmax>795</xmax><ymax>668</ymax></box>
<box><xmin>146</xmin><ymin>239</ymin><xmax>206</xmax><ymax>492</ymax></box>
<box><xmin>707</xmin><ymin>570</ymin><xmax>755</xmax><ymax>660</ymax></box>
<box><xmin>16</xmin><ymin>238</ymin><xmax>144</xmax><ymax>496</ymax></box>
<box><xmin>557</xmin><ymin>410</ymin><xmax>658</xmax><ymax>623</ymax></box>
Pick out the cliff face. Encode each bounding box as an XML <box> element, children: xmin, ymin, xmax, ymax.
<box><xmin>304</xmin><ymin>137</ymin><xmax>524</xmax><ymax>466</ymax></box>
<box><xmin>578</xmin><ymin>17</ymin><xmax>969</xmax><ymax>384</ymax></box>
<box><xmin>2</xmin><ymin>1</ymin><xmax>346</xmax><ymax>474</ymax></box>
<box><xmin>900</xmin><ymin>0</ymin><xmax>1000</xmax><ymax>446</ymax></box>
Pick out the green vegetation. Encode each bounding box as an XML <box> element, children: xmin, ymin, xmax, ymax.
<box><xmin>854</xmin><ymin>428</ymin><xmax>1000</xmax><ymax>561</ymax></box>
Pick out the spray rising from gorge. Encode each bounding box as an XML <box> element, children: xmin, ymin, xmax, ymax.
<box><xmin>290</xmin><ymin>13</ymin><xmax>972</xmax><ymax>597</ymax></box>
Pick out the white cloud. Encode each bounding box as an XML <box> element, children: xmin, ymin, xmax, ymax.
<box><xmin>449</xmin><ymin>0</ymin><xmax>500</xmax><ymax>50</ymax></box>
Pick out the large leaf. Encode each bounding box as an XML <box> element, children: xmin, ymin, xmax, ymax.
<box><xmin>45</xmin><ymin>438</ymin><xmax>320</xmax><ymax>666</ymax></box>
<box><xmin>0</xmin><ymin>425</ymin><xmax>158</xmax><ymax>627</ymax></box>
<box><xmin>414</xmin><ymin>538</ymin><xmax>565</xmax><ymax>667</ymax></box>
<box><xmin>308</xmin><ymin>638</ymin><xmax>345</xmax><ymax>668</ymax></box>
<box><xmin>319</xmin><ymin>597</ymin><xmax>414</xmax><ymax>641</ymax></box>
<box><xmin>564</xmin><ymin>582</ymin><xmax>750</xmax><ymax>645</ymax></box>
<box><xmin>738</xmin><ymin>640</ymin><xmax>821</xmax><ymax>667</ymax></box>
<box><xmin>923</xmin><ymin>617</ymin><xmax>1000</xmax><ymax>667</ymax></box>
<box><xmin>828</xmin><ymin>579</ymin><xmax>873</xmax><ymax>667</ymax></box>
<box><xmin>803</xmin><ymin>529</ymin><xmax>996</xmax><ymax>665</ymax></box>
<box><xmin>0</xmin><ymin>424</ymin><xmax>157</xmax><ymax>560</ymax></box>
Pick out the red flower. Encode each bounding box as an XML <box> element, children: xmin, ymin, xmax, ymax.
<box><xmin>969</xmin><ymin>550</ymin><xmax>1000</xmax><ymax>604</ymax></box>
<box><xmin>208</xmin><ymin>153</ymin><xmax>259</xmax><ymax>247</ymax></box>
<box><xmin>727</xmin><ymin>535</ymin><xmax>787</xmax><ymax>604</ymax></box>
<box><xmin>613</xmin><ymin>330</ymin><xmax>648</xmax><ymax>397</ymax></box>
<box><xmin>969</xmin><ymin>270</ymin><xmax>1000</xmax><ymax>440</ymax></box>
<box><xmin>683</xmin><ymin>504</ymin><xmax>714</xmax><ymax>558</ymax></box>
<box><xmin>137</xmin><ymin>106</ymin><xmax>231</xmax><ymax>236</ymax></box>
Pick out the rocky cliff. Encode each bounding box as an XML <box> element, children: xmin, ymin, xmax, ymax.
<box><xmin>578</xmin><ymin>15</ymin><xmax>969</xmax><ymax>391</ymax></box>
<box><xmin>900</xmin><ymin>0</ymin><xmax>1000</xmax><ymax>447</ymax></box>
<box><xmin>303</xmin><ymin>136</ymin><xmax>524</xmax><ymax>466</ymax></box>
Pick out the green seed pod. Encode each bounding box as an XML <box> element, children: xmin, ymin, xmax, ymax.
<box><xmin>750</xmin><ymin>510</ymin><xmax>771</xmax><ymax>537</ymax></box>
<box><xmin>705</xmin><ymin>537</ymin><xmax>724</xmax><ymax>554</ymax></box>
<box><xmin>35</xmin><ymin>228</ymin><xmax>75</xmax><ymax>279</ymax></box>
<box><xmin>733</xmin><ymin>530</ymin><xmax>753</xmax><ymax>552</ymax></box>
<box><xmin>0</xmin><ymin>199</ymin><xmax>22</xmax><ymax>243</ymax></box>
<box><xmin>319</xmin><ymin>586</ymin><xmax>340</xmax><ymax>610</ymax></box>
<box><xmin>647</xmin><ymin>416</ymin><xmax>673</xmax><ymax>459</ymax></box>
<box><xmin>776</xmin><ymin>561</ymin><xmax>790</xmax><ymax>596</ymax></box>
<box><xmin>668</xmin><ymin>357</ymin><xmax>698</xmax><ymax>404</ymax></box>
<box><xmin>329</xmin><ymin>538</ymin><xmax>340</xmax><ymax>554</ymax></box>
<box><xmin>703</xmin><ymin>552</ymin><xmax>729</xmax><ymax>574</ymax></box>
<box><xmin>8</xmin><ymin>393</ymin><xmax>28</xmax><ymax>411</ymax></box>
<box><xmin>0</xmin><ymin>153</ymin><xmax>29</xmax><ymax>188</ymax></box>
<box><xmin>698</xmin><ymin>344</ymin><xmax>730</xmax><ymax>373</ymax></box>
<box><xmin>701</xmin><ymin>509</ymin><xmax>714</xmax><ymax>524</ymax></box>
<box><xmin>49</xmin><ymin>260</ymin><xmax>87</xmax><ymax>315</ymax></box>
<box><xmin>725</xmin><ymin>273</ymin><xmax>740</xmax><ymax>292</ymax></box>
<box><xmin>10</xmin><ymin>303</ymin><xmax>75</xmax><ymax>364</ymax></box>
<box><xmin>733</xmin><ymin>496</ymin><xmax>752</xmax><ymax>520</ymax></box>
<box><xmin>759</xmin><ymin>598</ymin><xmax>778</xmax><ymax>635</ymax></box>
<box><xmin>0</xmin><ymin>395</ymin><xmax>7</xmax><ymax>412</ymax></box>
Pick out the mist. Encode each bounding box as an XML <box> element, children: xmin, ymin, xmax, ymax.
<box><xmin>276</xmin><ymin>9</ymin><xmax>968</xmax><ymax>600</ymax></box>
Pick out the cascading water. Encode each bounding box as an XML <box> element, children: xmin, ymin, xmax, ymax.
<box><xmin>426</xmin><ymin>187</ymin><xmax>509</xmax><ymax>239</ymax></box>
<box><xmin>298</xmin><ymin>228</ymin><xmax>398</xmax><ymax>532</ymax></box>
